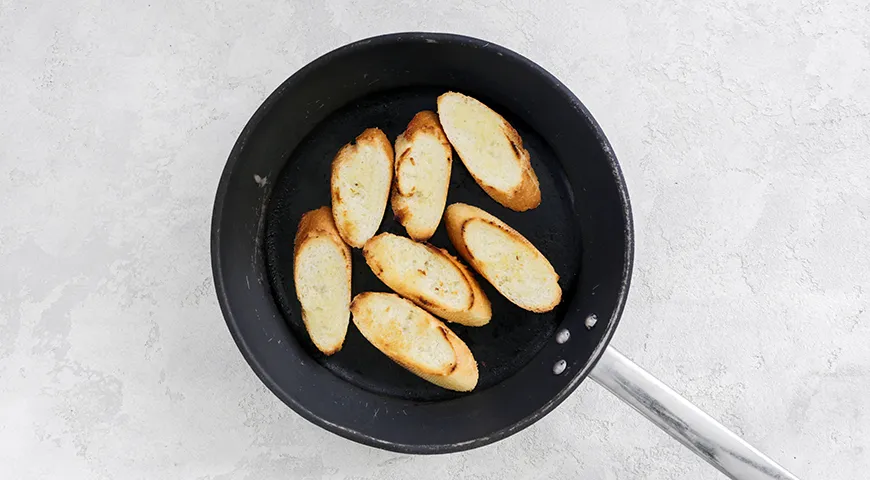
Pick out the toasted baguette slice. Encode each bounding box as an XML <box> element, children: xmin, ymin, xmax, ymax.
<box><xmin>363</xmin><ymin>233</ymin><xmax>491</xmax><ymax>326</ymax></box>
<box><xmin>351</xmin><ymin>292</ymin><xmax>478</xmax><ymax>391</ymax></box>
<box><xmin>445</xmin><ymin>203</ymin><xmax>561</xmax><ymax>312</ymax></box>
<box><xmin>391</xmin><ymin>111</ymin><xmax>453</xmax><ymax>241</ymax></box>
<box><xmin>331</xmin><ymin>128</ymin><xmax>394</xmax><ymax>247</ymax></box>
<box><xmin>293</xmin><ymin>207</ymin><xmax>352</xmax><ymax>354</ymax></box>
<box><xmin>437</xmin><ymin>92</ymin><xmax>541</xmax><ymax>211</ymax></box>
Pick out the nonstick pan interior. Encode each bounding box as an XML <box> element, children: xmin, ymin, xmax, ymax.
<box><xmin>212</xmin><ymin>33</ymin><xmax>632</xmax><ymax>452</ymax></box>
<box><xmin>265</xmin><ymin>87</ymin><xmax>581</xmax><ymax>402</ymax></box>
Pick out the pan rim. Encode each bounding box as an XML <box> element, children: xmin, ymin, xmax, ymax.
<box><xmin>211</xmin><ymin>31</ymin><xmax>634</xmax><ymax>454</ymax></box>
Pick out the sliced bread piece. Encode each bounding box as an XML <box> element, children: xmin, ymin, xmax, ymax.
<box><xmin>444</xmin><ymin>203</ymin><xmax>561</xmax><ymax>312</ymax></box>
<box><xmin>363</xmin><ymin>233</ymin><xmax>491</xmax><ymax>326</ymax></box>
<box><xmin>437</xmin><ymin>92</ymin><xmax>541</xmax><ymax>211</ymax></box>
<box><xmin>391</xmin><ymin>111</ymin><xmax>453</xmax><ymax>241</ymax></box>
<box><xmin>351</xmin><ymin>292</ymin><xmax>478</xmax><ymax>391</ymax></box>
<box><xmin>293</xmin><ymin>206</ymin><xmax>352</xmax><ymax>354</ymax></box>
<box><xmin>331</xmin><ymin>128</ymin><xmax>394</xmax><ymax>247</ymax></box>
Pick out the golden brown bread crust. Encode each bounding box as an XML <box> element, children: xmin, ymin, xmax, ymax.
<box><xmin>362</xmin><ymin>233</ymin><xmax>492</xmax><ymax>327</ymax></box>
<box><xmin>393</xmin><ymin>149</ymin><xmax>417</xmax><ymax>197</ymax></box>
<box><xmin>390</xmin><ymin>326</ymin><xmax>458</xmax><ymax>376</ymax></box>
<box><xmin>293</xmin><ymin>206</ymin><xmax>349</xmax><ymax>256</ymax></box>
<box><xmin>350</xmin><ymin>292</ymin><xmax>456</xmax><ymax>375</ymax></box>
<box><xmin>350</xmin><ymin>292</ymin><xmax>456</xmax><ymax>376</ymax></box>
<box><xmin>330</xmin><ymin>127</ymin><xmax>394</xmax><ymax>247</ymax></box>
<box><xmin>393</xmin><ymin>111</ymin><xmax>447</xmax><ymax>197</ymax></box>
<box><xmin>444</xmin><ymin>203</ymin><xmax>476</xmax><ymax>268</ymax></box>
<box><xmin>435</xmin><ymin>248</ymin><xmax>492</xmax><ymax>327</ymax></box>
<box><xmin>414</xmin><ymin>322</ymin><xmax>479</xmax><ymax>392</ymax></box>
<box><xmin>293</xmin><ymin>206</ymin><xmax>352</xmax><ymax>355</ymax></box>
<box><xmin>350</xmin><ymin>292</ymin><xmax>478</xmax><ymax>391</ymax></box>
<box><xmin>444</xmin><ymin>203</ymin><xmax>561</xmax><ymax>313</ymax></box>
<box><xmin>478</xmin><ymin>120</ymin><xmax>541</xmax><ymax>211</ymax></box>
<box><xmin>437</xmin><ymin>92</ymin><xmax>541</xmax><ymax>212</ymax></box>
<box><xmin>391</xmin><ymin>111</ymin><xmax>453</xmax><ymax>241</ymax></box>
<box><xmin>414</xmin><ymin>242</ymin><xmax>474</xmax><ymax>312</ymax></box>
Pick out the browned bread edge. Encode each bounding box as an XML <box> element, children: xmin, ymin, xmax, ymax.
<box><xmin>330</xmin><ymin>127</ymin><xmax>394</xmax><ymax>248</ymax></box>
<box><xmin>293</xmin><ymin>206</ymin><xmax>352</xmax><ymax>355</ymax></box>
<box><xmin>444</xmin><ymin>203</ymin><xmax>561</xmax><ymax>313</ymax></box>
<box><xmin>363</xmin><ymin>233</ymin><xmax>492</xmax><ymax>326</ymax></box>
<box><xmin>437</xmin><ymin>92</ymin><xmax>541</xmax><ymax>211</ymax></box>
<box><xmin>350</xmin><ymin>292</ymin><xmax>478</xmax><ymax>392</ymax></box>
<box><xmin>391</xmin><ymin>111</ymin><xmax>453</xmax><ymax>241</ymax></box>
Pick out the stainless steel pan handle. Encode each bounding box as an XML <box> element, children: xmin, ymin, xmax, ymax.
<box><xmin>589</xmin><ymin>347</ymin><xmax>799</xmax><ymax>480</ymax></box>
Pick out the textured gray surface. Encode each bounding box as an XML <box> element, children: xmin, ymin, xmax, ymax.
<box><xmin>1</xmin><ymin>1</ymin><xmax>868</xmax><ymax>478</ymax></box>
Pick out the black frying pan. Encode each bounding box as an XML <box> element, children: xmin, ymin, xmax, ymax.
<box><xmin>211</xmin><ymin>33</ymin><xmax>798</xmax><ymax>479</ymax></box>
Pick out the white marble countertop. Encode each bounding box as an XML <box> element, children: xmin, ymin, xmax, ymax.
<box><xmin>2</xmin><ymin>1</ymin><xmax>868</xmax><ymax>478</ymax></box>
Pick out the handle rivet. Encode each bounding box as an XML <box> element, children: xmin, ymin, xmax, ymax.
<box><xmin>585</xmin><ymin>314</ymin><xmax>598</xmax><ymax>329</ymax></box>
